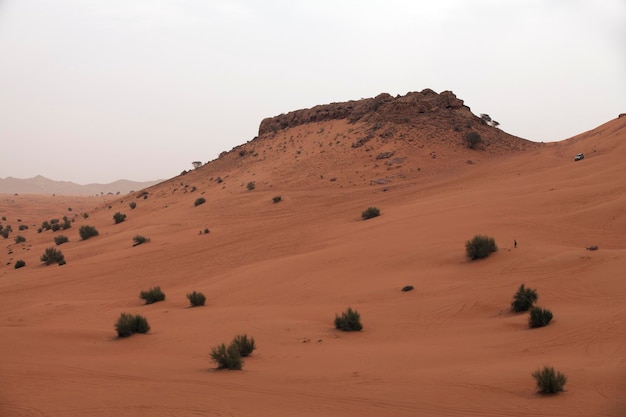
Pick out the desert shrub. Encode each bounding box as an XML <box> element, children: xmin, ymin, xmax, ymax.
<box><xmin>82</xmin><ymin>213</ymin><xmax>89</xmax><ymax>219</ymax></box>
<box><xmin>50</xmin><ymin>218</ymin><xmax>60</xmax><ymax>225</ymax></box>
<box><xmin>210</xmin><ymin>343</ymin><xmax>243</xmax><ymax>370</ymax></box>
<box><xmin>132</xmin><ymin>235</ymin><xmax>149</xmax><ymax>246</ymax></box>
<box><xmin>194</xmin><ymin>197</ymin><xmax>206</xmax><ymax>207</ymax></box>
<box><xmin>37</xmin><ymin>228</ymin><xmax>42</xmax><ymax>233</ymax></box>
<box><xmin>51</xmin><ymin>223</ymin><xmax>61</xmax><ymax>232</ymax></box>
<box><xmin>113</xmin><ymin>212</ymin><xmax>127</xmax><ymax>224</ymax></box>
<box><xmin>140</xmin><ymin>286</ymin><xmax>165</xmax><ymax>304</ymax></box>
<box><xmin>247</xmin><ymin>181</ymin><xmax>256</xmax><ymax>191</ymax></box>
<box><xmin>203</xmin><ymin>228</ymin><xmax>210</xmax><ymax>234</ymax></box>
<box><xmin>335</xmin><ymin>307</ymin><xmax>363</xmax><ymax>331</ymax></box>
<box><xmin>40</xmin><ymin>247</ymin><xmax>65</xmax><ymax>265</ymax></box>
<box><xmin>68</xmin><ymin>207</ymin><xmax>72</xmax><ymax>211</ymax></box>
<box><xmin>465</xmin><ymin>235</ymin><xmax>497</xmax><ymax>260</ymax></box>
<box><xmin>14</xmin><ymin>260</ymin><xmax>26</xmax><ymax>269</ymax></box>
<box><xmin>14</xmin><ymin>235</ymin><xmax>26</xmax><ymax>243</ymax></box>
<box><xmin>361</xmin><ymin>207</ymin><xmax>380</xmax><ymax>220</ymax></box>
<box><xmin>61</xmin><ymin>216</ymin><xmax>71</xmax><ymax>229</ymax></box>
<box><xmin>532</xmin><ymin>366</ymin><xmax>567</xmax><ymax>394</ymax></box>
<box><xmin>529</xmin><ymin>307</ymin><xmax>553</xmax><ymax>328</ymax></box>
<box><xmin>18</xmin><ymin>224</ymin><xmax>28</xmax><ymax>231</ymax></box>
<box><xmin>58</xmin><ymin>259</ymin><xmax>66</xmax><ymax>266</ymax></box>
<box><xmin>231</xmin><ymin>334</ymin><xmax>256</xmax><ymax>357</ymax></box>
<box><xmin>129</xmin><ymin>201</ymin><xmax>137</xmax><ymax>209</ymax></box>
<box><xmin>54</xmin><ymin>235</ymin><xmax>69</xmax><ymax>245</ymax></box>
<box><xmin>464</xmin><ymin>131</ymin><xmax>482</xmax><ymax>149</ymax></box>
<box><xmin>115</xmin><ymin>313</ymin><xmax>150</xmax><ymax>337</ymax></box>
<box><xmin>272</xmin><ymin>196</ymin><xmax>282</xmax><ymax>203</ymax></box>
<box><xmin>1</xmin><ymin>216</ymin><xmax>5</xmax><ymax>220</ymax></box>
<box><xmin>511</xmin><ymin>284</ymin><xmax>538</xmax><ymax>312</ymax></box>
<box><xmin>0</xmin><ymin>229</ymin><xmax>9</xmax><ymax>239</ymax></box>
<box><xmin>79</xmin><ymin>225</ymin><xmax>99</xmax><ymax>240</ymax></box>
<box><xmin>187</xmin><ymin>291</ymin><xmax>206</xmax><ymax>307</ymax></box>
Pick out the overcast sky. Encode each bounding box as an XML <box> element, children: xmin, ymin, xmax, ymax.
<box><xmin>0</xmin><ymin>0</ymin><xmax>624</xmax><ymax>184</ymax></box>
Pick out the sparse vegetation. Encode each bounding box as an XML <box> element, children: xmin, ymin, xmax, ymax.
<box><xmin>465</xmin><ymin>235</ymin><xmax>497</xmax><ymax>260</ymax></box>
<box><xmin>54</xmin><ymin>235</ymin><xmax>69</xmax><ymax>245</ymax></box>
<box><xmin>14</xmin><ymin>235</ymin><xmax>26</xmax><ymax>243</ymax></box>
<box><xmin>247</xmin><ymin>181</ymin><xmax>256</xmax><ymax>191</ymax></box>
<box><xmin>231</xmin><ymin>334</ymin><xmax>256</xmax><ymax>357</ymax></box>
<box><xmin>18</xmin><ymin>224</ymin><xmax>28</xmax><ymax>231</ymax></box>
<box><xmin>14</xmin><ymin>260</ymin><xmax>25</xmax><ymax>269</ymax></box>
<box><xmin>40</xmin><ymin>247</ymin><xmax>65</xmax><ymax>265</ymax></box>
<box><xmin>113</xmin><ymin>212</ymin><xmax>127</xmax><ymax>224</ymax></box>
<box><xmin>51</xmin><ymin>223</ymin><xmax>61</xmax><ymax>232</ymax></box>
<box><xmin>129</xmin><ymin>202</ymin><xmax>137</xmax><ymax>209</ymax></box>
<box><xmin>361</xmin><ymin>207</ymin><xmax>380</xmax><ymax>220</ymax></box>
<box><xmin>532</xmin><ymin>366</ymin><xmax>567</xmax><ymax>394</ymax></box>
<box><xmin>511</xmin><ymin>284</ymin><xmax>538</xmax><ymax>312</ymax></box>
<box><xmin>132</xmin><ymin>235</ymin><xmax>150</xmax><ymax>246</ymax></box>
<box><xmin>210</xmin><ymin>343</ymin><xmax>243</xmax><ymax>370</ymax></box>
<box><xmin>272</xmin><ymin>196</ymin><xmax>282</xmax><ymax>203</ymax></box>
<box><xmin>186</xmin><ymin>291</ymin><xmax>206</xmax><ymax>307</ymax></box>
<box><xmin>115</xmin><ymin>313</ymin><xmax>150</xmax><ymax>337</ymax></box>
<box><xmin>79</xmin><ymin>225</ymin><xmax>99</xmax><ymax>240</ymax></box>
<box><xmin>529</xmin><ymin>307</ymin><xmax>553</xmax><ymax>328</ymax></box>
<box><xmin>464</xmin><ymin>131</ymin><xmax>482</xmax><ymax>149</ymax></box>
<box><xmin>140</xmin><ymin>286</ymin><xmax>165</xmax><ymax>304</ymax></box>
<box><xmin>335</xmin><ymin>307</ymin><xmax>363</xmax><ymax>331</ymax></box>
<box><xmin>194</xmin><ymin>197</ymin><xmax>206</xmax><ymax>207</ymax></box>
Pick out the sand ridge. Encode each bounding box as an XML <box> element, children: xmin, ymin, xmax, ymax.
<box><xmin>0</xmin><ymin>115</ymin><xmax>625</xmax><ymax>416</ymax></box>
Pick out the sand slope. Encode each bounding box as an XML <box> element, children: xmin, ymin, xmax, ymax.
<box><xmin>1</xmin><ymin>116</ymin><xmax>625</xmax><ymax>417</ymax></box>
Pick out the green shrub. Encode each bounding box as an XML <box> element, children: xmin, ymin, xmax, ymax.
<box><xmin>272</xmin><ymin>196</ymin><xmax>282</xmax><ymax>203</ymax></box>
<box><xmin>51</xmin><ymin>223</ymin><xmax>61</xmax><ymax>232</ymax></box>
<box><xmin>511</xmin><ymin>284</ymin><xmax>538</xmax><ymax>312</ymax></box>
<box><xmin>335</xmin><ymin>307</ymin><xmax>363</xmax><ymax>331</ymax></box>
<box><xmin>464</xmin><ymin>131</ymin><xmax>482</xmax><ymax>149</ymax></box>
<box><xmin>532</xmin><ymin>366</ymin><xmax>567</xmax><ymax>394</ymax></box>
<box><xmin>465</xmin><ymin>235</ymin><xmax>497</xmax><ymax>260</ymax></box>
<box><xmin>14</xmin><ymin>260</ymin><xmax>26</xmax><ymax>269</ymax></box>
<box><xmin>132</xmin><ymin>235</ymin><xmax>150</xmax><ymax>246</ymax></box>
<box><xmin>529</xmin><ymin>307</ymin><xmax>553</xmax><ymax>328</ymax></box>
<box><xmin>210</xmin><ymin>343</ymin><xmax>243</xmax><ymax>370</ymax></box>
<box><xmin>186</xmin><ymin>291</ymin><xmax>206</xmax><ymax>307</ymax></box>
<box><xmin>113</xmin><ymin>212</ymin><xmax>127</xmax><ymax>224</ymax></box>
<box><xmin>194</xmin><ymin>197</ymin><xmax>206</xmax><ymax>207</ymax></box>
<box><xmin>140</xmin><ymin>286</ymin><xmax>165</xmax><ymax>304</ymax></box>
<box><xmin>54</xmin><ymin>235</ymin><xmax>69</xmax><ymax>245</ymax></box>
<box><xmin>61</xmin><ymin>216</ymin><xmax>71</xmax><ymax>230</ymax></box>
<box><xmin>79</xmin><ymin>225</ymin><xmax>99</xmax><ymax>240</ymax></box>
<box><xmin>14</xmin><ymin>235</ymin><xmax>26</xmax><ymax>243</ymax></box>
<box><xmin>41</xmin><ymin>247</ymin><xmax>65</xmax><ymax>265</ymax></box>
<box><xmin>18</xmin><ymin>224</ymin><xmax>28</xmax><ymax>231</ymax></box>
<box><xmin>115</xmin><ymin>313</ymin><xmax>150</xmax><ymax>338</ymax></box>
<box><xmin>361</xmin><ymin>207</ymin><xmax>380</xmax><ymax>220</ymax></box>
<box><xmin>232</xmin><ymin>334</ymin><xmax>256</xmax><ymax>357</ymax></box>
<box><xmin>129</xmin><ymin>202</ymin><xmax>137</xmax><ymax>209</ymax></box>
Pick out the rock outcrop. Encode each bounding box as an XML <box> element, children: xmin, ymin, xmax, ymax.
<box><xmin>258</xmin><ymin>89</ymin><xmax>472</xmax><ymax>136</ymax></box>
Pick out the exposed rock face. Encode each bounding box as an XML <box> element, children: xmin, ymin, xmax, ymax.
<box><xmin>258</xmin><ymin>89</ymin><xmax>471</xmax><ymax>136</ymax></box>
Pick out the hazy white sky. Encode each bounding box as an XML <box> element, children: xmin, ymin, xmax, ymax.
<box><xmin>0</xmin><ymin>0</ymin><xmax>624</xmax><ymax>184</ymax></box>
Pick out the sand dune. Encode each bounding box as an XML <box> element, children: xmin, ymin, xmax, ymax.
<box><xmin>1</xmin><ymin>113</ymin><xmax>625</xmax><ymax>416</ymax></box>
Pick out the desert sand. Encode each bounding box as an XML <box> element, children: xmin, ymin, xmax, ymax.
<box><xmin>1</xmin><ymin>111</ymin><xmax>625</xmax><ymax>416</ymax></box>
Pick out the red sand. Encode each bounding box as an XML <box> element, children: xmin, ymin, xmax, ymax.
<box><xmin>1</xmin><ymin>117</ymin><xmax>625</xmax><ymax>416</ymax></box>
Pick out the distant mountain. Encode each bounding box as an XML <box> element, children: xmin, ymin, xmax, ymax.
<box><xmin>0</xmin><ymin>175</ymin><xmax>163</xmax><ymax>196</ymax></box>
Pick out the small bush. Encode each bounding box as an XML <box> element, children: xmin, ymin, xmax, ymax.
<box><xmin>361</xmin><ymin>207</ymin><xmax>380</xmax><ymax>220</ymax></box>
<box><xmin>115</xmin><ymin>313</ymin><xmax>150</xmax><ymax>338</ymax></box>
<box><xmin>210</xmin><ymin>343</ymin><xmax>243</xmax><ymax>370</ymax></box>
<box><xmin>335</xmin><ymin>307</ymin><xmax>363</xmax><ymax>331</ymax></box>
<box><xmin>529</xmin><ymin>307</ymin><xmax>553</xmax><ymax>328</ymax></box>
<box><xmin>194</xmin><ymin>197</ymin><xmax>206</xmax><ymax>207</ymax></box>
<box><xmin>187</xmin><ymin>291</ymin><xmax>206</xmax><ymax>307</ymax></box>
<box><xmin>247</xmin><ymin>181</ymin><xmax>256</xmax><ymax>191</ymax></box>
<box><xmin>82</xmin><ymin>213</ymin><xmax>89</xmax><ymax>219</ymax></box>
<box><xmin>79</xmin><ymin>225</ymin><xmax>99</xmax><ymax>240</ymax></box>
<box><xmin>272</xmin><ymin>196</ymin><xmax>282</xmax><ymax>203</ymax></box>
<box><xmin>532</xmin><ymin>366</ymin><xmax>567</xmax><ymax>394</ymax></box>
<box><xmin>465</xmin><ymin>235</ymin><xmax>497</xmax><ymax>260</ymax></box>
<box><xmin>41</xmin><ymin>247</ymin><xmax>65</xmax><ymax>265</ymax></box>
<box><xmin>113</xmin><ymin>212</ymin><xmax>127</xmax><ymax>224</ymax></box>
<box><xmin>511</xmin><ymin>284</ymin><xmax>538</xmax><ymax>312</ymax></box>
<box><xmin>54</xmin><ymin>235</ymin><xmax>69</xmax><ymax>245</ymax></box>
<box><xmin>14</xmin><ymin>235</ymin><xmax>26</xmax><ymax>243</ymax></box>
<box><xmin>464</xmin><ymin>131</ymin><xmax>482</xmax><ymax>149</ymax></box>
<box><xmin>232</xmin><ymin>334</ymin><xmax>256</xmax><ymax>357</ymax></box>
<box><xmin>51</xmin><ymin>223</ymin><xmax>61</xmax><ymax>232</ymax></box>
<box><xmin>18</xmin><ymin>224</ymin><xmax>28</xmax><ymax>231</ymax></box>
<box><xmin>129</xmin><ymin>202</ymin><xmax>137</xmax><ymax>209</ymax></box>
<box><xmin>14</xmin><ymin>260</ymin><xmax>26</xmax><ymax>269</ymax></box>
<box><xmin>203</xmin><ymin>228</ymin><xmax>210</xmax><ymax>234</ymax></box>
<box><xmin>140</xmin><ymin>286</ymin><xmax>165</xmax><ymax>304</ymax></box>
<box><xmin>132</xmin><ymin>235</ymin><xmax>150</xmax><ymax>246</ymax></box>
